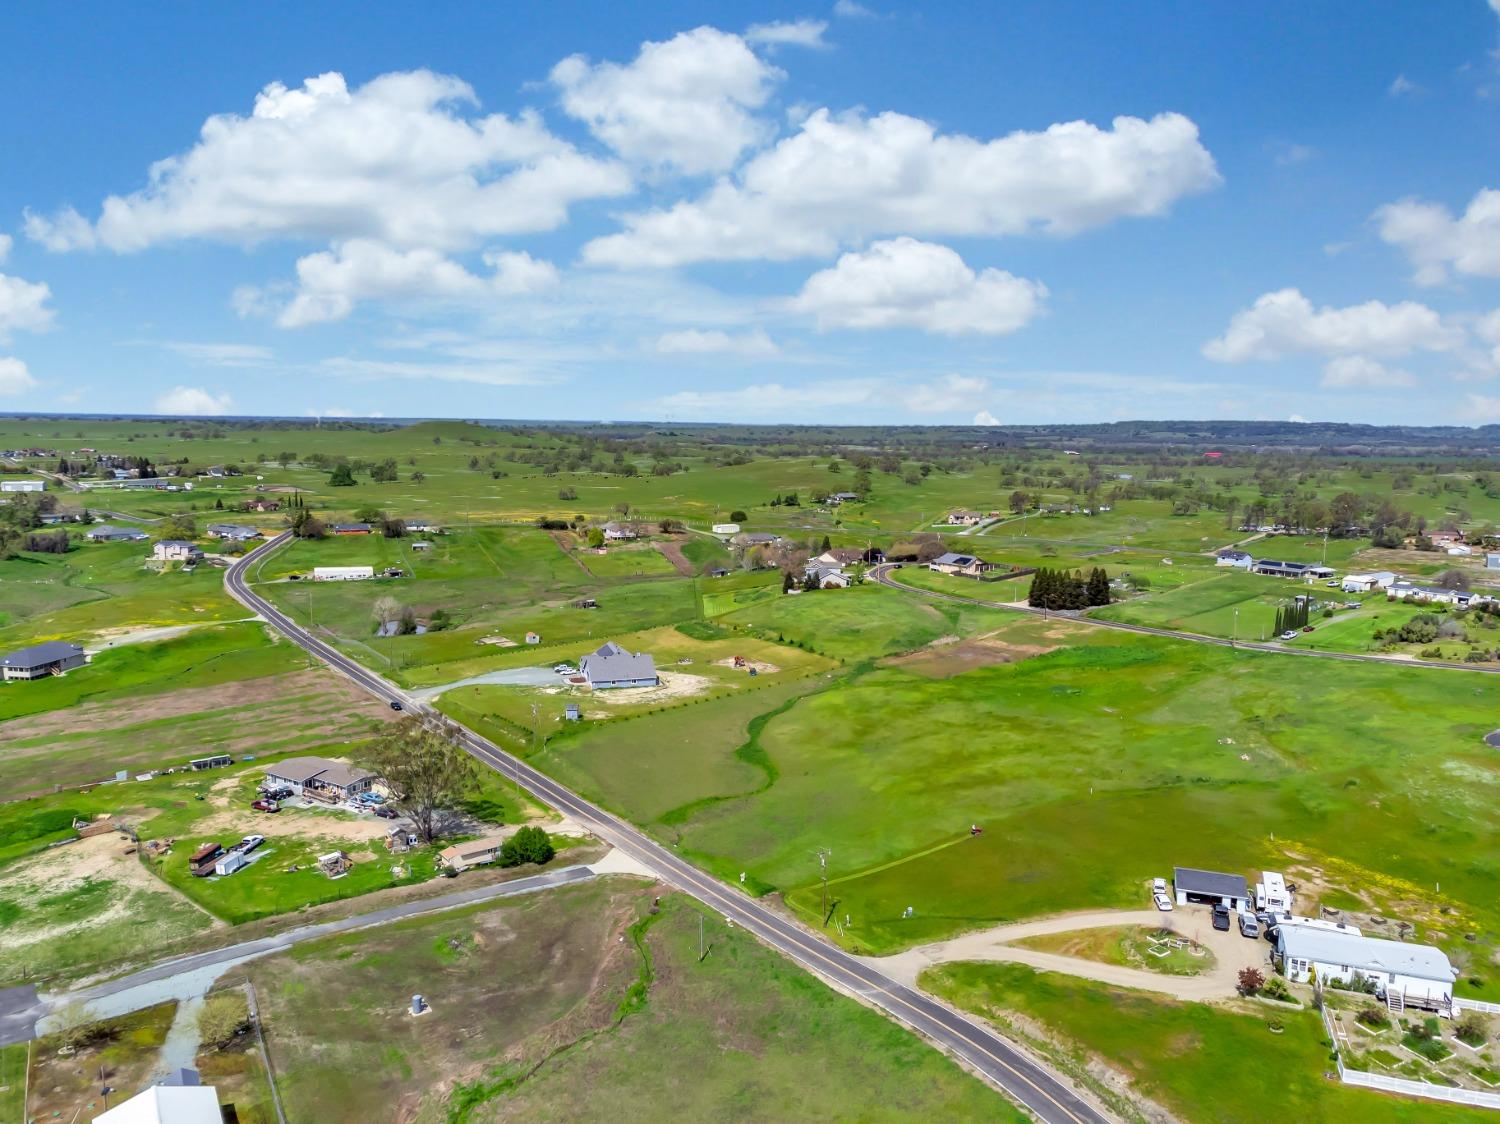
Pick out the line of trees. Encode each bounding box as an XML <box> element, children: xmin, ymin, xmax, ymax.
<box><xmin>1028</xmin><ymin>567</ymin><xmax>1111</xmax><ymax>610</ymax></box>
<box><xmin>1273</xmin><ymin>598</ymin><xmax>1311</xmax><ymax>635</ymax></box>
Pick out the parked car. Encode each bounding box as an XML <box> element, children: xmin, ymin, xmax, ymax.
<box><xmin>375</xmin><ymin>806</ymin><xmax>399</xmax><ymax>819</ymax></box>
<box><xmin>1211</xmin><ymin>904</ymin><xmax>1231</xmax><ymax>931</ymax></box>
<box><xmin>1280</xmin><ymin>630</ymin><xmax>1298</xmax><ymax>640</ymax></box>
<box><xmin>1151</xmin><ymin>877</ymin><xmax>1168</xmax><ymax>894</ymax></box>
<box><xmin>1325</xmin><ymin>579</ymin><xmax>1339</xmax><ymax>587</ymax></box>
<box><xmin>1153</xmin><ymin>891</ymin><xmax>1173</xmax><ymax>911</ymax></box>
<box><xmin>1238</xmin><ymin>912</ymin><xmax>1260</xmax><ymax>938</ymax></box>
<box><xmin>250</xmin><ymin>799</ymin><xmax>279</xmax><ymax>813</ymax></box>
<box><xmin>239</xmin><ymin>834</ymin><xmax>266</xmax><ymax>854</ymax></box>
<box><xmin>1302</xmin><ymin>625</ymin><xmax>1315</xmax><ymax>632</ymax></box>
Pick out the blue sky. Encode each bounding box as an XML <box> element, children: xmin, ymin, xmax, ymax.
<box><xmin>3</xmin><ymin>1</ymin><xmax>1500</xmax><ymax>424</ymax></box>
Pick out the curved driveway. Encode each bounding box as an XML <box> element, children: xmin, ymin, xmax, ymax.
<box><xmin>227</xmin><ymin>534</ymin><xmax>1108</xmax><ymax>1124</ymax></box>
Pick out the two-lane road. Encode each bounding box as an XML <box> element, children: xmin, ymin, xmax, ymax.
<box><xmin>226</xmin><ymin>534</ymin><xmax>1108</xmax><ymax>1124</ymax></box>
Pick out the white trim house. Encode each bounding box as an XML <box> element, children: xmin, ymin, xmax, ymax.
<box><xmin>1275</xmin><ymin>926</ymin><xmax>1457</xmax><ymax>1009</ymax></box>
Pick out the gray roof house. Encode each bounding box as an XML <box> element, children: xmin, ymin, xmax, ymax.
<box><xmin>580</xmin><ymin>641</ymin><xmax>660</xmax><ymax>690</ymax></box>
<box><xmin>1</xmin><ymin>640</ymin><xmax>87</xmax><ymax>681</ymax></box>
<box><xmin>205</xmin><ymin>523</ymin><xmax>260</xmax><ymax>541</ymax></box>
<box><xmin>1275</xmin><ymin>926</ymin><xmax>1457</xmax><ymax>1006</ymax></box>
<box><xmin>1172</xmin><ymin>866</ymin><xmax>1251</xmax><ymax>909</ymax></box>
<box><xmin>263</xmin><ymin>756</ymin><xmax>375</xmax><ymax>797</ymax></box>
<box><xmin>85</xmin><ymin>524</ymin><xmax>149</xmax><ymax>542</ymax></box>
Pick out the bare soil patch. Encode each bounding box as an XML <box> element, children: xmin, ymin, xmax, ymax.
<box><xmin>884</xmin><ymin>632</ymin><xmax>1061</xmax><ymax>678</ymax></box>
<box><xmin>654</xmin><ymin>538</ymin><xmax>696</xmax><ymax>576</ymax></box>
<box><xmin>710</xmin><ymin>656</ymin><xmax>781</xmax><ymax>674</ymax></box>
<box><xmin>588</xmin><ymin>670</ymin><xmax>714</xmax><ymax>707</ymax></box>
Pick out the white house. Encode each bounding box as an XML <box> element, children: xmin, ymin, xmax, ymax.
<box><xmin>1341</xmin><ymin>571</ymin><xmax>1396</xmax><ymax>593</ymax></box>
<box><xmin>313</xmin><ymin>565</ymin><xmax>375</xmax><ymax>581</ymax></box>
<box><xmin>946</xmin><ymin>510</ymin><xmax>983</xmax><ymax>526</ymax></box>
<box><xmin>152</xmin><ymin>540</ymin><xmax>203</xmax><ymax>563</ymax></box>
<box><xmin>601</xmin><ymin>521</ymin><xmax>637</xmax><ymax>541</ymax></box>
<box><xmin>1274</xmin><ymin>926</ymin><xmax>1457</xmax><ymax>1010</ymax></box>
<box><xmin>438</xmin><ymin>834</ymin><xmax>508</xmax><ymax>871</ymax></box>
<box><xmin>1215</xmin><ymin>550</ymin><xmax>1254</xmax><ymax>569</ymax></box>
<box><xmin>711</xmin><ymin>523</ymin><xmax>740</xmax><ymax>536</ymax></box>
<box><xmin>94</xmin><ymin>1072</ymin><xmax>221</xmax><ymax>1123</ymax></box>
<box><xmin>0</xmin><ymin>479</ymin><xmax>44</xmax><ymax>492</ymax></box>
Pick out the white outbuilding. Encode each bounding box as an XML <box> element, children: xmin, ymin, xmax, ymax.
<box><xmin>313</xmin><ymin>565</ymin><xmax>375</xmax><ymax>581</ymax></box>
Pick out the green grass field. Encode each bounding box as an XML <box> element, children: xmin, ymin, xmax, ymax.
<box><xmin>923</xmin><ymin>963</ymin><xmax>1489</xmax><ymax>1123</ymax></box>
<box><xmin>0</xmin><ymin>1043</ymin><xmax>26</xmax><ymax>1123</ymax></box>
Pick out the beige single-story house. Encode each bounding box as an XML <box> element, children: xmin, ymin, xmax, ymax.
<box><xmin>438</xmin><ymin>834</ymin><xmax>509</xmax><ymax>871</ymax></box>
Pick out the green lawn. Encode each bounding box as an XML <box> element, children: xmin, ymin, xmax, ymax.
<box><xmin>923</xmin><ymin>963</ymin><xmax>1488</xmax><ymax>1123</ymax></box>
<box><xmin>1014</xmin><ymin>925</ymin><xmax>1217</xmax><ymax>976</ymax></box>
<box><xmin>576</xmin><ymin>543</ymin><xmax>680</xmax><ymax>578</ymax></box>
<box><xmin>0</xmin><ymin>1043</ymin><xmax>25</xmax><ymax>1124</ymax></box>
<box><xmin>1093</xmin><ymin>571</ymin><xmax>1351</xmax><ymax>640</ymax></box>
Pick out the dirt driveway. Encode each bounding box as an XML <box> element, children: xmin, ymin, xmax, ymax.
<box><xmin>869</xmin><ymin>905</ymin><xmax>1273</xmax><ymax>1001</ymax></box>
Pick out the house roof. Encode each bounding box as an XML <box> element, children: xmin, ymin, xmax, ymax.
<box><xmin>156</xmin><ymin>540</ymin><xmax>200</xmax><ymax>550</ymax></box>
<box><xmin>93</xmin><ymin>1083</ymin><xmax>223</xmax><ymax>1124</ymax></box>
<box><xmin>87</xmin><ymin>524</ymin><xmax>148</xmax><ymax>539</ymax></box>
<box><xmin>1173</xmin><ymin>866</ymin><xmax>1249</xmax><ymax>899</ymax></box>
<box><xmin>1277</xmin><ymin>927</ymin><xmax>1455</xmax><ymax>982</ymax></box>
<box><xmin>0</xmin><ymin>640</ymin><xmax>85</xmax><ymax>669</ymax></box>
<box><xmin>207</xmin><ymin>523</ymin><xmax>258</xmax><ymax>536</ymax></box>
<box><xmin>819</xmin><ymin>548</ymin><xmax>864</xmax><ymax>564</ymax></box>
<box><xmin>264</xmin><ymin>756</ymin><xmax>373</xmax><ymax>789</ymax></box>
<box><xmin>331</xmin><ymin>522</ymin><xmax>372</xmax><ymax>531</ymax></box>
<box><xmin>581</xmin><ymin>641</ymin><xmax>658</xmax><ymax>683</ymax></box>
<box><xmin>439</xmin><ymin>834</ymin><xmax>508</xmax><ymax>863</ymax></box>
<box><xmin>932</xmin><ymin>552</ymin><xmax>981</xmax><ymax>567</ymax></box>
<box><xmin>1217</xmin><ymin>550</ymin><xmax>1252</xmax><ymax>561</ymax></box>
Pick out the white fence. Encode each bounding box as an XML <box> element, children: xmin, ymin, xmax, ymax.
<box><xmin>1321</xmin><ymin>1000</ymin><xmax>1500</xmax><ymax>1110</ymax></box>
<box><xmin>1455</xmin><ymin>997</ymin><xmax>1500</xmax><ymax>1016</ymax></box>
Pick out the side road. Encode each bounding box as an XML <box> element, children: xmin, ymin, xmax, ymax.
<box><xmin>0</xmin><ymin>864</ymin><xmax>601</xmax><ymax>1046</ymax></box>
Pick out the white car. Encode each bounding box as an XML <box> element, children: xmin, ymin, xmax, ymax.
<box><xmin>239</xmin><ymin>834</ymin><xmax>266</xmax><ymax>853</ymax></box>
<box><xmin>1151</xmin><ymin>877</ymin><xmax>1168</xmax><ymax>894</ymax></box>
<box><xmin>1153</xmin><ymin>891</ymin><xmax>1174</xmax><ymax>911</ymax></box>
<box><xmin>1280</xmin><ymin>630</ymin><xmax>1299</xmax><ymax>641</ymax></box>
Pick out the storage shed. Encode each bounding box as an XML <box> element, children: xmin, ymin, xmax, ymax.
<box><xmin>1173</xmin><ymin>866</ymin><xmax>1251</xmax><ymax>911</ymax></box>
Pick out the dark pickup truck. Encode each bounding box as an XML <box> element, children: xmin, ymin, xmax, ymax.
<box><xmin>1211</xmin><ymin>903</ymin><xmax>1232</xmax><ymax>931</ymax></box>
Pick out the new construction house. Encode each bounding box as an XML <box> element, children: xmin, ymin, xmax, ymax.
<box><xmin>0</xmin><ymin>640</ymin><xmax>87</xmax><ymax>681</ymax></box>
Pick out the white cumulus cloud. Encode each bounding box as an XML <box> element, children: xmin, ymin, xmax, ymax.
<box><xmin>273</xmin><ymin>240</ymin><xmax>558</xmax><ymax>327</ymax></box>
<box><xmin>653</xmin><ymin>328</ymin><xmax>778</xmax><ymax>356</ymax></box>
<box><xmin>1375</xmin><ymin>188</ymin><xmax>1500</xmax><ymax>285</ymax></box>
<box><xmin>787</xmin><ymin>237</ymin><xmax>1044</xmax><ymax>335</ymax></box>
<box><xmin>1203</xmin><ymin>288</ymin><xmax>1460</xmax><ymax>362</ymax></box>
<box><xmin>551</xmin><ymin>27</ymin><xmax>780</xmax><ymax>175</ymax></box>
<box><xmin>745</xmin><ymin>19</ymin><xmax>828</xmax><ymax>48</ymax></box>
<box><xmin>1320</xmin><ymin>355</ymin><xmax>1416</xmax><ymax>389</ymax></box>
<box><xmin>0</xmin><ymin>271</ymin><xmax>55</xmax><ymax>342</ymax></box>
<box><xmin>0</xmin><ymin>356</ymin><xmax>38</xmax><ymax>395</ymax></box>
<box><xmin>972</xmin><ymin>409</ymin><xmax>1000</xmax><ymax>425</ymax></box>
<box><xmin>154</xmin><ymin>386</ymin><xmax>234</xmax><ymax>415</ymax></box>
<box><xmin>585</xmin><ymin>108</ymin><xmax>1219</xmax><ymax>266</ymax></box>
<box><xmin>25</xmin><ymin>70</ymin><xmax>630</xmax><ymax>254</ymax></box>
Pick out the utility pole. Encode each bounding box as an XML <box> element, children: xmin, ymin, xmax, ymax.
<box><xmin>814</xmin><ymin>848</ymin><xmax>832</xmax><ymax>926</ymax></box>
<box><xmin>699</xmin><ymin>912</ymin><xmax>706</xmax><ymax>962</ymax></box>
<box><xmin>1232</xmin><ymin>606</ymin><xmax>1239</xmax><ymax>648</ymax></box>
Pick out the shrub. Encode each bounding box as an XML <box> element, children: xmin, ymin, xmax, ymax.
<box><xmin>1355</xmin><ymin>1004</ymin><xmax>1389</xmax><ymax>1029</ymax></box>
<box><xmin>1455</xmin><ymin>1010</ymin><xmax>1488</xmax><ymax>1045</ymax></box>
<box><xmin>198</xmin><ymin>991</ymin><xmax>250</xmax><ymax>1050</ymax></box>
<box><xmin>499</xmin><ymin>825</ymin><xmax>555</xmax><ymax>868</ymax></box>
<box><xmin>1237</xmin><ymin>967</ymin><xmax>1265</xmax><ymax>996</ymax></box>
<box><xmin>1261</xmin><ymin>976</ymin><xmax>1293</xmax><ymax>1002</ymax></box>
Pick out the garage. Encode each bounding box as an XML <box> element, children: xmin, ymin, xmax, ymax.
<box><xmin>1173</xmin><ymin>866</ymin><xmax>1251</xmax><ymax>911</ymax></box>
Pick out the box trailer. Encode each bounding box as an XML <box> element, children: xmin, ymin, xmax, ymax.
<box><xmin>214</xmin><ymin>851</ymin><xmax>248</xmax><ymax>877</ymax></box>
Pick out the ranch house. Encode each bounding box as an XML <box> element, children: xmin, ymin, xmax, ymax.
<box><xmin>581</xmin><ymin>641</ymin><xmax>660</xmax><ymax>689</ymax></box>
<box><xmin>263</xmin><ymin>756</ymin><xmax>375</xmax><ymax>801</ymax></box>
<box><xmin>152</xmin><ymin>540</ymin><xmax>203</xmax><ymax>563</ymax></box>
<box><xmin>928</xmin><ymin>552</ymin><xmax>995</xmax><ymax>578</ymax></box>
<box><xmin>1275</xmin><ymin>927</ymin><xmax>1458</xmax><ymax>1011</ymax></box>
<box><xmin>0</xmin><ymin>640</ymin><xmax>87</xmax><ymax>681</ymax></box>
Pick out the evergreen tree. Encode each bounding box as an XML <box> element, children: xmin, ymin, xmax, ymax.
<box><xmin>1086</xmin><ymin>567</ymin><xmax>1110</xmax><ymax>606</ymax></box>
<box><xmin>328</xmin><ymin>463</ymin><xmax>356</xmax><ymax>487</ymax></box>
<box><xmin>820</xmin><ymin>535</ymin><xmax>832</xmax><ymax>552</ymax></box>
<box><xmin>1028</xmin><ymin>568</ymin><xmax>1048</xmax><ymax>608</ymax></box>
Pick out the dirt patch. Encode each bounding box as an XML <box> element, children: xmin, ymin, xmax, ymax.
<box><xmin>0</xmin><ymin>668</ymin><xmax>393</xmax><ymax>743</ymax></box>
<box><xmin>710</xmin><ymin>656</ymin><xmax>781</xmax><ymax>674</ymax></box>
<box><xmin>588</xmin><ymin>670</ymin><xmax>714</xmax><ymax>706</ymax></box>
<box><xmin>191</xmin><ymin>804</ymin><xmax>391</xmax><ymax>846</ymax></box>
<box><xmin>884</xmin><ymin>632</ymin><xmax>1060</xmax><ymax>678</ymax></box>
<box><xmin>654</xmin><ymin>538</ymin><xmax>696</xmax><ymax>576</ymax></box>
<box><xmin>477</xmin><ymin>635</ymin><xmax>519</xmax><ymax>647</ymax></box>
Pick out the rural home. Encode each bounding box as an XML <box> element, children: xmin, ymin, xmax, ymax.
<box><xmin>825</xmin><ymin>491</ymin><xmax>859</xmax><ymax>505</ymax></box>
<box><xmin>85</xmin><ymin>524</ymin><xmax>149</xmax><ymax>542</ymax></box>
<box><xmin>601</xmin><ymin>521</ymin><xmax>638</xmax><ymax>541</ymax></box>
<box><xmin>0</xmin><ymin>640</ymin><xmax>87</xmax><ymax>681</ymax></box>
<box><xmin>1251</xmin><ymin>560</ymin><xmax>1335</xmax><ymax>580</ymax></box>
<box><xmin>1274</xmin><ymin>927</ymin><xmax>1458</xmax><ymax>1009</ymax></box>
<box><xmin>1388</xmin><ymin>581</ymin><xmax>1481</xmax><ymax>606</ymax></box>
<box><xmin>94</xmin><ymin>1070</ymin><xmax>222</xmax><ymax>1124</ymax></box>
<box><xmin>1215</xmin><ymin>549</ymin><xmax>1254</xmax><ymax>569</ymax></box>
<box><xmin>313</xmin><ymin>565</ymin><xmax>375</xmax><ymax>581</ymax></box>
<box><xmin>711</xmin><ymin>522</ymin><xmax>740</xmax><ymax>535</ymax></box>
<box><xmin>438</xmin><ymin>834</ymin><xmax>509</xmax><ymax>871</ymax></box>
<box><xmin>1172</xmin><ymin>866</ymin><xmax>1251</xmax><ymax>911</ymax></box>
<box><xmin>1428</xmin><ymin>530</ymin><xmax>1463</xmax><ymax>548</ymax></box>
<box><xmin>152</xmin><ymin>540</ymin><xmax>203</xmax><ymax>563</ymax></box>
<box><xmin>946</xmin><ymin>510</ymin><xmax>983</xmax><ymax>526</ymax></box>
<box><xmin>404</xmin><ymin>517</ymin><xmax>437</xmax><ymax>532</ymax></box>
<box><xmin>0</xmin><ymin>479</ymin><xmax>44</xmax><ymax>492</ymax></box>
<box><xmin>263</xmin><ymin>756</ymin><xmax>375</xmax><ymax>800</ymax></box>
<box><xmin>205</xmin><ymin>522</ymin><xmax>260</xmax><ymax>541</ymax></box>
<box><xmin>244</xmin><ymin>498</ymin><xmax>280</xmax><ymax>513</ymax></box>
<box><xmin>581</xmin><ymin>640</ymin><xmax>660</xmax><ymax>689</ymax></box>
<box><xmin>928</xmin><ymin>552</ymin><xmax>995</xmax><ymax>578</ymax></box>
<box><xmin>1341</xmin><ymin>571</ymin><xmax>1396</xmax><ymax>593</ymax></box>
<box><xmin>331</xmin><ymin>522</ymin><xmax>373</xmax><ymax>535</ymax></box>
<box><xmin>806</xmin><ymin>564</ymin><xmax>851</xmax><ymax>589</ymax></box>
<box><xmin>731</xmin><ymin>531</ymin><xmax>780</xmax><ymax>548</ymax></box>
<box><xmin>814</xmin><ymin>548</ymin><xmax>865</xmax><ymax>568</ymax></box>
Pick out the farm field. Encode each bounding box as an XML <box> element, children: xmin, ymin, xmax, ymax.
<box><xmin>1092</xmin><ymin>571</ymin><xmax>1355</xmax><ymax>640</ymax></box>
<box><xmin>432</xmin><ymin>623</ymin><xmax>837</xmax><ymax>740</ymax></box>
<box><xmin>922</xmin><ymin>963</ymin><xmax>1489</xmax><ymax>1123</ymax></box>
<box><xmin>1013</xmin><ymin>925</ymin><xmax>1216</xmax><ymax>976</ymax></box>
<box><xmin>245</xmin><ymin>880</ymin><xmax>1020</xmax><ymax>1123</ymax></box>
<box><xmin>534</xmin><ymin>606</ymin><xmax>1500</xmax><ymax>994</ymax></box>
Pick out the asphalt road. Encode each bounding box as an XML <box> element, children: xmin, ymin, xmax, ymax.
<box><xmin>871</xmin><ymin>563</ymin><xmax>1500</xmax><ymax>676</ymax></box>
<box><xmin>0</xmin><ymin>865</ymin><xmax>598</xmax><ymax>1047</ymax></box>
<box><xmin>226</xmin><ymin>534</ymin><xmax>1109</xmax><ymax>1124</ymax></box>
